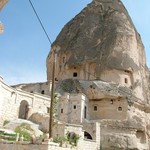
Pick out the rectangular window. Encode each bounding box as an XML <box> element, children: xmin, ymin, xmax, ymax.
<box><xmin>41</xmin><ymin>90</ymin><xmax>45</xmax><ymax>94</ymax></box>
<box><xmin>73</xmin><ymin>72</ymin><xmax>77</xmax><ymax>77</ymax></box>
<box><xmin>125</xmin><ymin>78</ymin><xmax>128</xmax><ymax>83</ymax></box>
<box><xmin>94</xmin><ymin>106</ymin><xmax>97</xmax><ymax>111</ymax></box>
<box><xmin>74</xmin><ymin>105</ymin><xmax>76</xmax><ymax>109</ymax></box>
<box><xmin>47</xmin><ymin>107</ymin><xmax>50</xmax><ymax>113</ymax></box>
<box><xmin>84</xmin><ymin>106</ymin><xmax>87</xmax><ymax>119</ymax></box>
<box><xmin>61</xmin><ymin>109</ymin><xmax>63</xmax><ymax>113</ymax></box>
<box><xmin>110</xmin><ymin>99</ymin><xmax>113</xmax><ymax>104</ymax></box>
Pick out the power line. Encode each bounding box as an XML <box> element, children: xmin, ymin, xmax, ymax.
<box><xmin>28</xmin><ymin>0</ymin><xmax>52</xmax><ymax>45</ymax></box>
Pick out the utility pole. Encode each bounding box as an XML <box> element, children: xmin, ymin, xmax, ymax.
<box><xmin>49</xmin><ymin>48</ymin><xmax>57</xmax><ymax>139</ymax></box>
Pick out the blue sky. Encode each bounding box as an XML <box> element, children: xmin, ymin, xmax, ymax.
<box><xmin>0</xmin><ymin>0</ymin><xmax>150</xmax><ymax>85</ymax></box>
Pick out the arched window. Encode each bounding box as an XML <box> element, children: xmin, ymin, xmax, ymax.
<box><xmin>84</xmin><ymin>131</ymin><xmax>93</xmax><ymax>140</ymax></box>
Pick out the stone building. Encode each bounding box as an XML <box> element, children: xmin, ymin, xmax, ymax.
<box><xmin>12</xmin><ymin>81</ymin><xmax>51</xmax><ymax>96</ymax></box>
<box><xmin>0</xmin><ymin>76</ymin><xmax>50</xmax><ymax>126</ymax></box>
<box><xmin>0</xmin><ymin>0</ymin><xmax>52</xmax><ymax>127</ymax></box>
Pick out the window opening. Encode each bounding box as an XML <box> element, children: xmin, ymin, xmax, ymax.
<box><xmin>73</xmin><ymin>72</ymin><xmax>77</xmax><ymax>77</ymax></box>
<box><xmin>118</xmin><ymin>107</ymin><xmax>122</xmax><ymax>111</ymax></box>
<box><xmin>61</xmin><ymin>109</ymin><xmax>63</xmax><ymax>113</ymax></box>
<box><xmin>110</xmin><ymin>99</ymin><xmax>113</xmax><ymax>104</ymax></box>
<box><xmin>74</xmin><ymin>105</ymin><xmax>76</xmax><ymax>109</ymax></box>
<box><xmin>47</xmin><ymin>107</ymin><xmax>50</xmax><ymax>113</ymax></box>
<box><xmin>94</xmin><ymin>106</ymin><xmax>97</xmax><ymax>111</ymax></box>
<box><xmin>124</xmin><ymin>70</ymin><xmax>130</xmax><ymax>73</ymax></box>
<box><xmin>84</xmin><ymin>106</ymin><xmax>87</xmax><ymax>119</ymax></box>
<box><xmin>84</xmin><ymin>131</ymin><xmax>93</xmax><ymax>140</ymax></box>
<box><xmin>125</xmin><ymin>78</ymin><xmax>128</xmax><ymax>83</ymax></box>
<box><xmin>41</xmin><ymin>90</ymin><xmax>45</xmax><ymax>94</ymax></box>
<box><xmin>55</xmin><ymin>78</ymin><xmax>58</xmax><ymax>81</ymax></box>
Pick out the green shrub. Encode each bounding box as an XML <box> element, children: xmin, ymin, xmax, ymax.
<box><xmin>15</xmin><ymin>123</ymin><xmax>34</xmax><ymax>141</ymax></box>
<box><xmin>53</xmin><ymin>133</ymin><xmax>80</xmax><ymax>147</ymax></box>
<box><xmin>66</xmin><ymin>132</ymin><xmax>80</xmax><ymax>146</ymax></box>
<box><xmin>3</xmin><ymin>120</ymin><xmax>10</xmax><ymax>126</ymax></box>
<box><xmin>53</xmin><ymin>136</ymin><xmax>67</xmax><ymax>143</ymax></box>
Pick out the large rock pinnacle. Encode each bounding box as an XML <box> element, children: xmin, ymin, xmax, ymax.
<box><xmin>47</xmin><ymin>0</ymin><xmax>149</xmax><ymax>102</ymax></box>
<box><xmin>46</xmin><ymin>1</ymin><xmax>150</xmax><ymax>149</ymax></box>
<box><xmin>52</xmin><ymin>0</ymin><xmax>145</xmax><ymax>70</ymax></box>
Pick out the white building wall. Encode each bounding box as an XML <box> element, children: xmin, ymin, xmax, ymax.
<box><xmin>58</xmin><ymin>93</ymin><xmax>89</xmax><ymax>124</ymax></box>
<box><xmin>0</xmin><ymin>77</ymin><xmax>50</xmax><ymax>125</ymax></box>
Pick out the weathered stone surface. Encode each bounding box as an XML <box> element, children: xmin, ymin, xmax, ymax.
<box><xmin>28</xmin><ymin>113</ymin><xmax>49</xmax><ymax>132</ymax></box>
<box><xmin>4</xmin><ymin>119</ymin><xmax>43</xmax><ymax>137</ymax></box>
<box><xmin>56</xmin><ymin>79</ymin><xmax>137</xmax><ymax>102</ymax></box>
<box><xmin>52</xmin><ymin>0</ymin><xmax>142</xmax><ymax>71</ymax></box>
<box><xmin>46</xmin><ymin>0</ymin><xmax>150</xmax><ymax>149</ymax></box>
<box><xmin>47</xmin><ymin>0</ymin><xmax>149</xmax><ymax>102</ymax></box>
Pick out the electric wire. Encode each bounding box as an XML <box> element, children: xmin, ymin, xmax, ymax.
<box><xmin>28</xmin><ymin>0</ymin><xmax>52</xmax><ymax>45</ymax></box>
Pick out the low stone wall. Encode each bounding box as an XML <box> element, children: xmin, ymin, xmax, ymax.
<box><xmin>78</xmin><ymin>139</ymin><xmax>100</xmax><ymax>150</ymax></box>
<box><xmin>0</xmin><ymin>143</ymin><xmax>76</xmax><ymax>150</ymax></box>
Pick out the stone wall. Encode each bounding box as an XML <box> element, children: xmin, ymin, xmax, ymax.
<box><xmin>0</xmin><ymin>76</ymin><xmax>50</xmax><ymax>126</ymax></box>
<box><xmin>12</xmin><ymin>81</ymin><xmax>52</xmax><ymax>96</ymax></box>
<box><xmin>0</xmin><ymin>141</ymin><xmax>101</xmax><ymax>150</ymax></box>
<box><xmin>100</xmin><ymin>69</ymin><xmax>133</xmax><ymax>88</ymax></box>
<box><xmin>78</xmin><ymin>139</ymin><xmax>99</xmax><ymax>150</ymax></box>
<box><xmin>100</xmin><ymin>120</ymin><xmax>149</xmax><ymax>150</ymax></box>
<box><xmin>53</xmin><ymin>122</ymin><xmax>100</xmax><ymax>150</ymax></box>
<box><xmin>57</xmin><ymin>93</ymin><xmax>89</xmax><ymax>124</ymax></box>
<box><xmin>89</xmin><ymin>98</ymin><xmax>128</xmax><ymax>120</ymax></box>
<box><xmin>0</xmin><ymin>122</ymin><xmax>100</xmax><ymax>150</ymax></box>
<box><xmin>0</xmin><ymin>143</ymin><xmax>76</xmax><ymax>150</ymax></box>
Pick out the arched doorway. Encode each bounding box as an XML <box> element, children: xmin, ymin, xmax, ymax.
<box><xmin>18</xmin><ymin>100</ymin><xmax>29</xmax><ymax>119</ymax></box>
<box><xmin>84</xmin><ymin>131</ymin><xmax>93</xmax><ymax>140</ymax></box>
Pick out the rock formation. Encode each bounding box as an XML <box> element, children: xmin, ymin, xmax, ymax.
<box><xmin>47</xmin><ymin>0</ymin><xmax>149</xmax><ymax>102</ymax></box>
<box><xmin>46</xmin><ymin>0</ymin><xmax>150</xmax><ymax>149</ymax></box>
